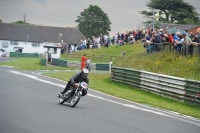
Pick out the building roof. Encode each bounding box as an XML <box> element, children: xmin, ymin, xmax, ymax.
<box><xmin>0</xmin><ymin>23</ymin><xmax>86</xmax><ymax>44</ymax></box>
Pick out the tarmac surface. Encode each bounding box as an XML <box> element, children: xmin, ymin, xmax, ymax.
<box><xmin>0</xmin><ymin>57</ymin><xmax>200</xmax><ymax>133</ymax></box>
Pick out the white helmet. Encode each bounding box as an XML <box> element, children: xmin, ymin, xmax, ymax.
<box><xmin>81</xmin><ymin>68</ymin><xmax>89</xmax><ymax>78</ymax></box>
<box><xmin>86</xmin><ymin>59</ymin><xmax>91</xmax><ymax>65</ymax></box>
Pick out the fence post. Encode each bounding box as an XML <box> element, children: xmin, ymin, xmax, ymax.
<box><xmin>109</xmin><ymin>62</ymin><xmax>113</xmax><ymax>73</ymax></box>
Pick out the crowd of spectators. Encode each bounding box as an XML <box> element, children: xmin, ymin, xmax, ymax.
<box><xmin>141</xmin><ymin>27</ymin><xmax>200</xmax><ymax>54</ymax></box>
<box><xmin>60</xmin><ymin>26</ymin><xmax>200</xmax><ymax>55</ymax></box>
<box><xmin>66</xmin><ymin>29</ymin><xmax>150</xmax><ymax>52</ymax></box>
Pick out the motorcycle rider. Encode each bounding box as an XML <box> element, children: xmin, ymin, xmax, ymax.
<box><xmin>58</xmin><ymin>68</ymin><xmax>89</xmax><ymax>98</ymax></box>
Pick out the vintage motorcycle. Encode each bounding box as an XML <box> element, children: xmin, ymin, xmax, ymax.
<box><xmin>58</xmin><ymin>81</ymin><xmax>88</xmax><ymax>107</ymax></box>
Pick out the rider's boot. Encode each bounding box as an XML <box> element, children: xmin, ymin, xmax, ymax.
<box><xmin>58</xmin><ymin>92</ymin><xmax>64</xmax><ymax>98</ymax></box>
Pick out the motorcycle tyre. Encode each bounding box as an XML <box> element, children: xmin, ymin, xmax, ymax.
<box><xmin>59</xmin><ymin>89</ymin><xmax>72</xmax><ymax>104</ymax></box>
<box><xmin>70</xmin><ymin>93</ymin><xmax>81</xmax><ymax>108</ymax></box>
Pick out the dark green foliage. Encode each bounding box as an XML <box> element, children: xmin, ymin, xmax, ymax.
<box><xmin>75</xmin><ymin>5</ymin><xmax>112</xmax><ymax>38</ymax></box>
<box><xmin>140</xmin><ymin>0</ymin><xmax>200</xmax><ymax>24</ymax></box>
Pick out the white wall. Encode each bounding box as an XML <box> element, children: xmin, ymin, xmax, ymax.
<box><xmin>0</xmin><ymin>40</ymin><xmax>61</xmax><ymax>58</ymax></box>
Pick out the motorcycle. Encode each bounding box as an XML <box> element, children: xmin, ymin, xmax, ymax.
<box><xmin>58</xmin><ymin>81</ymin><xmax>88</xmax><ymax>107</ymax></box>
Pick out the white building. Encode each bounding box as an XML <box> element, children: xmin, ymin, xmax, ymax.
<box><xmin>0</xmin><ymin>23</ymin><xmax>86</xmax><ymax>58</ymax></box>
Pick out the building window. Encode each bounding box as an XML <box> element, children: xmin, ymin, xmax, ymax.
<box><xmin>10</xmin><ymin>41</ymin><xmax>18</xmax><ymax>45</ymax></box>
<box><xmin>32</xmin><ymin>43</ymin><xmax>40</xmax><ymax>47</ymax></box>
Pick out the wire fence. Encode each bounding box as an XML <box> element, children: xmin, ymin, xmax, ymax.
<box><xmin>66</xmin><ymin>53</ymin><xmax>119</xmax><ymax>62</ymax></box>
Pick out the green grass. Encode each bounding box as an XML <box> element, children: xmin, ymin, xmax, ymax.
<box><xmin>113</xmin><ymin>52</ymin><xmax>200</xmax><ymax>80</ymax></box>
<box><xmin>44</xmin><ymin>72</ymin><xmax>200</xmax><ymax>118</ymax></box>
<box><xmin>0</xmin><ymin>58</ymin><xmax>75</xmax><ymax>70</ymax></box>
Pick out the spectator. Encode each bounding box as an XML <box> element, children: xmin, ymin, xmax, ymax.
<box><xmin>142</xmin><ymin>34</ymin><xmax>153</xmax><ymax>54</ymax></box>
<box><xmin>74</xmin><ymin>41</ymin><xmax>77</xmax><ymax>51</ymax></box>
<box><xmin>191</xmin><ymin>34</ymin><xmax>200</xmax><ymax>54</ymax></box>
<box><xmin>83</xmin><ymin>39</ymin><xmax>87</xmax><ymax>49</ymax></box>
<box><xmin>114</xmin><ymin>33</ymin><xmax>118</xmax><ymax>44</ymax></box>
<box><xmin>129</xmin><ymin>34</ymin><xmax>135</xmax><ymax>44</ymax></box>
<box><xmin>162</xmin><ymin>32</ymin><xmax>169</xmax><ymax>43</ymax></box>
<box><xmin>125</xmin><ymin>31</ymin><xmax>129</xmax><ymax>44</ymax></box>
<box><xmin>171</xmin><ymin>33</ymin><xmax>179</xmax><ymax>50</ymax></box>
<box><xmin>97</xmin><ymin>36</ymin><xmax>101</xmax><ymax>48</ymax></box>
<box><xmin>86</xmin><ymin>38</ymin><xmax>90</xmax><ymax>49</ymax></box>
<box><xmin>151</xmin><ymin>31</ymin><xmax>163</xmax><ymax>52</ymax></box>
<box><xmin>168</xmin><ymin>33</ymin><xmax>173</xmax><ymax>43</ymax></box>
<box><xmin>142</xmin><ymin>29</ymin><xmax>145</xmax><ymax>38</ymax></box>
<box><xmin>107</xmin><ymin>34</ymin><xmax>111</xmax><ymax>45</ymax></box>
<box><xmin>175</xmin><ymin>34</ymin><xmax>184</xmax><ymax>52</ymax></box>
<box><xmin>182</xmin><ymin>34</ymin><xmax>192</xmax><ymax>55</ymax></box>
<box><xmin>100</xmin><ymin>34</ymin><xmax>104</xmax><ymax>46</ymax></box>
<box><xmin>104</xmin><ymin>34</ymin><xmax>108</xmax><ymax>47</ymax></box>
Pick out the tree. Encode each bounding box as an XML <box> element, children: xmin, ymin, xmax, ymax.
<box><xmin>75</xmin><ymin>5</ymin><xmax>112</xmax><ymax>38</ymax></box>
<box><xmin>140</xmin><ymin>0</ymin><xmax>200</xmax><ymax>24</ymax></box>
<box><xmin>0</xmin><ymin>19</ymin><xmax>2</xmax><ymax>23</ymax></box>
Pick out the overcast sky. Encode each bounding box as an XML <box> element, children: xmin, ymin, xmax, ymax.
<box><xmin>0</xmin><ymin>0</ymin><xmax>200</xmax><ymax>36</ymax></box>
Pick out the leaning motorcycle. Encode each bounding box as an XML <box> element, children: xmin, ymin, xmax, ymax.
<box><xmin>58</xmin><ymin>81</ymin><xmax>88</xmax><ymax>107</ymax></box>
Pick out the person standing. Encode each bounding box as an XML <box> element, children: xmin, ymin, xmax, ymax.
<box><xmin>74</xmin><ymin>41</ymin><xmax>77</xmax><ymax>51</ymax></box>
<box><xmin>81</xmin><ymin>54</ymin><xmax>87</xmax><ymax>70</ymax></box>
<box><xmin>86</xmin><ymin>38</ymin><xmax>90</xmax><ymax>49</ymax></box>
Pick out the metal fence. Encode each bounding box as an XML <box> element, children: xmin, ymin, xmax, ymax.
<box><xmin>144</xmin><ymin>43</ymin><xmax>200</xmax><ymax>55</ymax></box>
<box><xmin>111</xmin><ymin>66</ymin><xmax>200</xmax><ymax>106</ymax></box>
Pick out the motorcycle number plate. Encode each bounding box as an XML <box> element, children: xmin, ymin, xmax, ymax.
<box><xmin>81</xmin><ymin>82</ymin><xmax>88</xmax><ymax>88</ymax></box>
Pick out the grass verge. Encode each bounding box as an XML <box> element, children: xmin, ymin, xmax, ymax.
<box><xmin>0</xmin><ymin>58</ymin><xmax>75</xmax><ymax>70</ymax></box>
<box><xmin>43</xmin><ymin>72</ymin><xmax>200</xmax><ymax>118</ymax></box>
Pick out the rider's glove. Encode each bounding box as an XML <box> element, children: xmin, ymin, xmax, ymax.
<box><xmin>73</xmin><ymin>83</ymin><xmax>79</xmax><ymax>88</ymax></box>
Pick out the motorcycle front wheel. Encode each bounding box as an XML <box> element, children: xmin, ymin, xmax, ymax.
<box><xmin>59</xmin><ymin>98</ymin><xmax>66</xmax><ymax>104</ymax></box>
<box><xmin>70</xmin><ymin>92</ymin><xmax>81</xmax><ymax>107</ymax></box>
<box><xmin>59</xmin><ymin>89</ymin><xmax>72</xmax><ymax>104</ymax></box>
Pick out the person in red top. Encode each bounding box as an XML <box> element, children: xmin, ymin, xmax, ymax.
<box><xmin>168</xmin><ymin>33</ymin><xmax>173</xmax><ymax>43</ymax></box>
<box><xmin>81</xmin><ymin>54</ymin><xmax>87</xmax><ymax>70</ymax></box>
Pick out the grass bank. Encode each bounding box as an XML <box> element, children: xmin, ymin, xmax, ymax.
<box><xmin>44</xmin><ymin>72</ymin><xmax>200</xmax><ymax>118</ymax></box>
<box><xmin>60</xmin><ymin>44</ymin><xmax>145</xmax><ymax>63</ymax></box>
<box><xmin>61</xmin><ymin>43</ymin><xmax>200</xmax><ymax>80</ymax></box>
<box><xmin>113</xmin><ymin>52</ymin><xmax>200</xmax><ymax>80</ymax></box>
